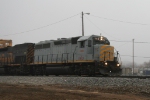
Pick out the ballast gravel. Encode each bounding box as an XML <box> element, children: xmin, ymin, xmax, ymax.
<box><xmin>0</xmin><ymin>76</ymin><xmax>150</xmax><ymax>93</ymax></box>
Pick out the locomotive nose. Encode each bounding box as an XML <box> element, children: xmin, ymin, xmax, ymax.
<box><xmin>100</xmin><ymin>45</ymin><xmax>114</xmax><ymax>62</ymax></box>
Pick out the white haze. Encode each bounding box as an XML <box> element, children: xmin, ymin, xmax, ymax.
<box><xmin>0</xmin><ymin>0</ymin><xmax>150</xmax><ymax>65</ymax></box>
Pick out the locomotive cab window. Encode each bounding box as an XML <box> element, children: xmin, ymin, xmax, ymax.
<box><xmin>80</xmin><ymin>41</ymin><xmax>85</xmax><ymax>48</ymax></box>
<box><xmin>88</xmin><ymin>40</ymin><xmax>92</xmax><ymax>47</ymax></box>
<box><xmin>93</xmin><ymin>37</ymin><xmax>110</xmax><ymax>45</ymax></box>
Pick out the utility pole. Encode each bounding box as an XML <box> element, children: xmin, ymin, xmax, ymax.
<box><xmin>82</xmin><ymin>12</ymin><xmax>84</xmax><ymax>36</ymax></box>
<box><xmin>133</xmin><ymin>39</ymin><xmax>134</xmax><ymax>75</ymax></box>
<box><xmin>81</xmin><ymin>12</ymin><xmax>90</xmax><ymax>36</ymax></box>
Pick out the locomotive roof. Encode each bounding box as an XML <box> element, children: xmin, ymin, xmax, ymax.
<box><xmin>78</xmin><ymin>35</ymin><xmax>109</xmax><ymax>42</ymax></box>
<box><xmin>14</xmin><ymin>43</ymin><xmax>34</xmax><ymax>48</ymax></box>
<box><xmin>78</xmin><ymin>35</ymin><xmax>91</xmax><ymax>41</ymax></box>
<box><xmin>36</xmin><ymin>40</ymin><xmax>54</xmax><ymax>45</ymax></box>
<box><xmin>35</xmin><ymin>36</ymin><xmax>81</xmax><ymax>45</ymax></box>
<box><xmin>78</xmin><ymin>35</ymin><xmax>100</xmax><ymax>41</ymax></box>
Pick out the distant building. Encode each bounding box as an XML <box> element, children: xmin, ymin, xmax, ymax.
<box><xmin>122</xmin><ymin>68</ymin><xmax>132</xmax><ymax>76</ymax></box>
<box><xmin>0</xmin><ymin>39</ymin><xmax>12</xmax><ymax>48</ymax></box>
<box><xmin>138</xmin><ymin>67</ymin><xmax>150</xmax><ymax>76</ymax></box>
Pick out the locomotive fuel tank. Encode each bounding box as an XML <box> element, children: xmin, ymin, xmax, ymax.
<box><xmin>45</xmin><ymin>66</ymin><xmax>74</xmax><ymax>75</ymax></box>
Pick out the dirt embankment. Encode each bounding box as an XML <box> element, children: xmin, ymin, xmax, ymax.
<box><xmin>0</xmin><ymin>83</ymin><xmax>150</xmax><ymax>100</ymax></box>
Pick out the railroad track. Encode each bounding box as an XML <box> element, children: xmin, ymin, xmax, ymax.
<box><xmin>0</xmin><ymin>74</ymin><xmax>150</xmax><ymax>79</ymax></box>
<box><xmin>51</xmin><ymin>75</ymin><xmax>150</xmax><ymax>79</ymax></box>
<box><xmin>105</xmin><ymin>75</ymin><xmax>150</xmax><ymax>79</ymax></box>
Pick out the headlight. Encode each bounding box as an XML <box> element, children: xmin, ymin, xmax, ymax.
<box><xmin>105</xmin><ymin>62</ymin><xmax>107</xmax><ymax>65</ymax></box>
<box><xmin>117</xmin><ymin>63</ymin><xmax>120</xmax><ymax>66</ymax></box>
<box><xmin>100</xmin><ymin>36</ymin><xmax>103</xmax><ymax>40</ymax></box>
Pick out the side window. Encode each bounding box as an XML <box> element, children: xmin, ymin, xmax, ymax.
<box><xmin>35</xmin><ymin>45</ymin><xmax>42</xmax><ymax>49</ymax></box>
<box><xmin>43</xmin><ymin>43</ymin><xmax>50</xmax><ymax>48</ymax></box>
<box><xmin>80</xmin><ymin>41</ymin><xmax>85</xmax><ymax>48</ymax></box>
<box><xmin>88</xmin><ymin>40</ymin><xmax>91</xmax><ymax>47</ymax></box>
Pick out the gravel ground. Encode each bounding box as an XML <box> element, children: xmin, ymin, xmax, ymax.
<box><xmin>0</xmin><ymin>76</ymin><xmax>150</xmax><ymax>94</ymax></box>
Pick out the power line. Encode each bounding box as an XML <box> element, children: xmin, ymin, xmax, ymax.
<box><xmin>110</xmin><ymin>40</ymin><xmax>131</xmax><ymax>42</ymax></box>
<box><xmin>135</xmin><ymin>42</ymin><xmax>150</xmax><ymax>43</ymax></box>
<box><xmin>115</xmin><ymin>42</ymin><xmax>130</xmax><ymax>48</ymax></box>
<box><xmin>85</xmin><ymin>15</ymin><xmax>150</xmax><ymax>44</ymax></box>
<box><xmin>1</xmin><ymin>13</ymin><xmax>80</xmax><ymax>37</ymax></box>
<box><xmin>84</xmin><ymin>15</ymin><xmax>121</xmax><ymax>40</ymax></box>
<box><xmin>2</xmin><ymin>12</ymin><xmax>150</xmax><ymax>44</ymax></box>
<box><xmin>121</xmin><ymin>55</ymin><xmax>150</xmax><ymax>58</ymax></box>
<box><xmin>84</xmin><ymin>16</ymin><xmax>107</xmax><ymax>33</ymax></box>
<box><xmin>84</xmin><ymin>16</ymin><xmax>150</xmax><ymax>44</ymax></box>
<box><xmin>110</xmin><ymin>40</ymin><xmax>150</xmax><ymax>44</ymax></box>
<box><xmin>90</xmin><ymin>15</ymin><xmax>149</xmax><ymax>25</ymax></box>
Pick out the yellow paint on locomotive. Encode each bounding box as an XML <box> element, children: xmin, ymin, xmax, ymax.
<box><xmin>0</xmin><ymin>53</ymin><xmax>14</xmax><ymax>64</ymax></box>
<box><xmin>100</xmin><ymin>45</ymin><xmax>114</xmax><ymax>61</ymax></box>
<box><xmin>33</xmin><ymin>60</ymin><xmax>94</xmax><ymax>64</ymax></box>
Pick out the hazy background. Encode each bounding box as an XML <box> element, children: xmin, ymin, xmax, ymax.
<box><xmin>0</xmin><ymin>0</ymin><xmax>150</xmax><ymax>65</ymax></box>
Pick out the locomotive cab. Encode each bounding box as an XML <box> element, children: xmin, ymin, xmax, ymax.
<box><xmin>77</xmin><ymin>35</ymin><xmax>94</xmax><ymax>61</ymax></box>
<box><xmin>93</xmin><ymin>36</ymin><xmax>121</xmax><ymax>75</ymax></box>
<box><xmin>93</xmin><ymin>36</ymin><xmax>113</xmax><ymax>61</ymax></box>
<box><xmin>76</xmin><ymin>35</ymin><xmax>118</xmax><ymax>62</ymax></box>
<box><xmin>77</xmin><ymin>35</ymin><xmax>121</xmax><ymax>75</ymax></box>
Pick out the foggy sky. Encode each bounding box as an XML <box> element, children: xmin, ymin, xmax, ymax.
<box><xmin>0</xmin><ymin>0</ymin><xmax>150</xmax><ymax>65</ymax></box>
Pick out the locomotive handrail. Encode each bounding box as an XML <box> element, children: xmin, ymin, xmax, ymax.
<box><xmin>61</xmin><ymin>54</ymin><xmax>63</xmax><ymax>63</ymax></box>
<box><xmin>114</xmin><ymin>48</ymin><xmax>122</xmax><ymax>65</ymax></box>
<box><xmin>42</xmin><ymin>55</ymin><xmax>43</xmax><ymax>64</ymax></box>
<box><xmin>104</xmin><ymin>52</ymin><xmax>105</xmax><ymax>61</ymax></box>
<box><xmin>47</xmin><ymin>55</ymin><xmax>48</xmax><ymax>63</ymax></box>
<box><xmin>73</xmin><ymin>46</ymin><xmax>78</xmax><ymax>62</ymax></box>
<box><xmin>62</xmin><ymin>53</ymin><xmax>69</xmax><ymax>63</ymax></box>
<box><xmin>6</xmin><ymin>57</ymin><xmax>8</xmax><ymax>65</ymax></box>
<box><xmin>51</xmin><ymin>54</ymin><xmax>53</xmax><ymax>63</ymax></box>
<box><xmin>20</xmin><ymin>53</ymin><xmax>71</xmax><ymax>64</ymax></box>
<box><xmin>38</xmin><ymin>56</ymin><xmax>39</xmax><ymax>64</ymax></box>
<box><xmin>56</xmin><ymin>54</ymin><xmax>58</xmax><ymax>63</ymax></box>
<box><xmin>31</xmin><ymin>52</ymin><xmax>121</xmax><ymax>65</ymax></box>
<box><xmin>73</xmin><ymin>53</ymin><xmax>74</xmax><ymax>62</ymax></box>
<box><xmin>3</xmin><ymin>57</ymin><xmax>4</xmax><ymax>65</ymax></box>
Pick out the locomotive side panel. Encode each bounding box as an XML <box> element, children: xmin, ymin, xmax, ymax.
<box><xmin>0</xmin><ymin>47</ymin><xmax>8</xmax><ymax>65</ymax></box>
<box><xmin>6</xmin><ymin>47</ymin><xmax>14</xmax><ymax>64</ymax></box>
<box><xmin>34</xmin><ymin>42</ymin><xmax>44</xmax><ymax>64</ymax></box>
<box><xmin>26</xmin><ymin>43</ymin><xmax>35</xmax><ymax>64</ymax></box>
<box><xmin>13</xmin><ymin>43</ymin><xmax>34</xmax><ymax>64</ymax></box>
<box><xmin>0</xmin><ymin>35</ymin><xmax>121</xmax><ymax>76</ymax></box>
<box><xmin>0</xmin><ymin>47</ymin><xmax>13</xmax><ymax>66</ymax></box>
<box><xmin>74</xmin><ymin>35</ymin><xmax>94</xmax><ymax>62</ymax></box>
<box><xmin>33</xmin><ymin>37</ymin><xmax>81</xmax><ymax>64</ymax></box>
<box><xmin>43</xmin><ymin>43</ymin><xmax>51</xmax><ymax>63</ymax></box>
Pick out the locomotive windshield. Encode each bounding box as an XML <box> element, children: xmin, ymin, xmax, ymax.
<box><xmin>93</xmin><ymin>36</ymin><xmax>110</xmax><ymax>45</ymax></box>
